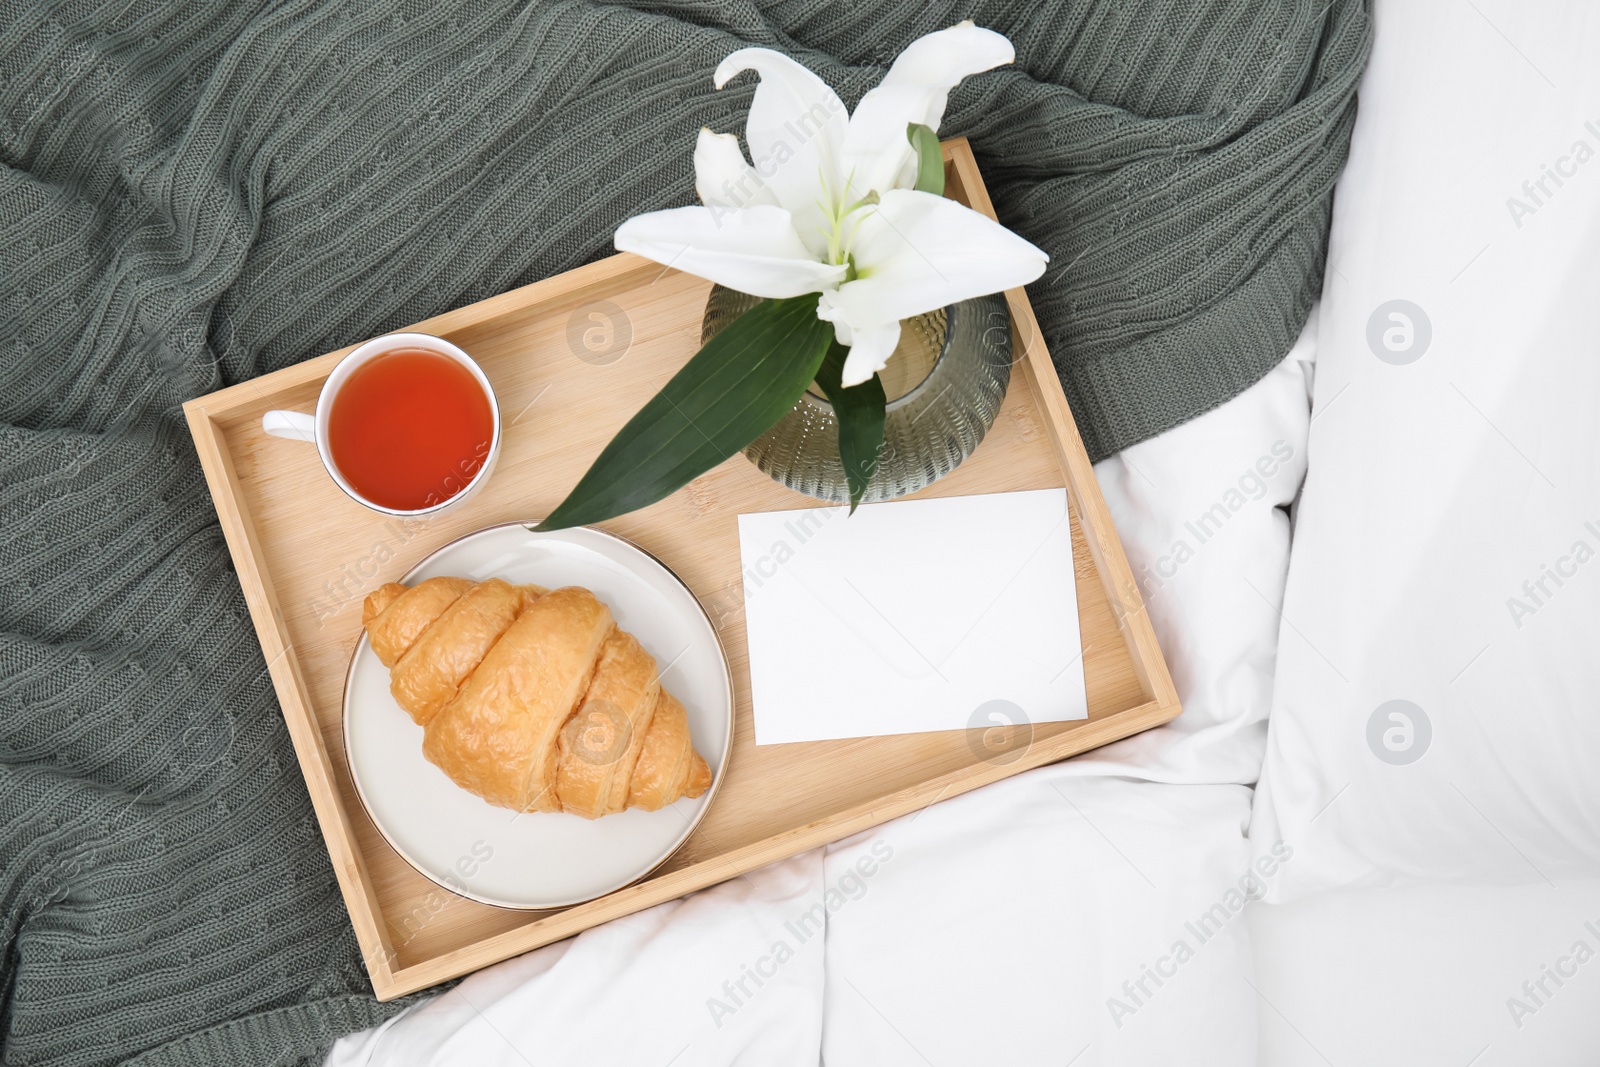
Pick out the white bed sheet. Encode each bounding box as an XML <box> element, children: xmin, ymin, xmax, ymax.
<box><xmin>819</xmin><ymin>776</ymin><xmax>1259</xmax><ymax>1067</ymax></box>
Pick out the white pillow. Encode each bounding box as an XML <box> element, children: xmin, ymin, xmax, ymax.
<box><xmin>1250</xmin><ymin>0</ymin><xmax>1600</xmax><ymax>898</ymax></box>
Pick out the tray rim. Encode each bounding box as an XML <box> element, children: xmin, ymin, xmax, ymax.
<box><xmin>340</xmin><ymin>520</ymin><xmax>737</xmax><ymax>911</ymax></box>
<box><xmin>182</xmin><ymin>137</ymin><xmax>1182</xmax><ymax>1000</ymax></box>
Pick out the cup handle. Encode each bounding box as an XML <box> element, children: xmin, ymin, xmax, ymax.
<box><xmin>262</xmin><ymin>410</ymin><xmax>318</xmax><ymax>443</ymax></box>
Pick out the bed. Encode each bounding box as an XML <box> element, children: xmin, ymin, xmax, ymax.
<box><xmin>325</xmin><ymin>1</ymin><xmax>1600</xmax><ymax>1063</ymax></box>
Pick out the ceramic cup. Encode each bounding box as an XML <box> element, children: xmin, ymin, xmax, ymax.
<box><xmin>261</xmin><ymin>332</ymin><xmax>501</xmax><ymax>517</ymax></box>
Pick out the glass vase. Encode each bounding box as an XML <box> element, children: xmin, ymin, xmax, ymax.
<box><xmin>701</xmin><ymin>286</ymin><xmax>1012</xmax><ymax>505</ymax></box>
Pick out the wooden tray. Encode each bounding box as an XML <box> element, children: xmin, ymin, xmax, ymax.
<box><xmin>183</xmin><ymin>138</ymin><xmax>1180</xmax><ymax>1000</ymax></box>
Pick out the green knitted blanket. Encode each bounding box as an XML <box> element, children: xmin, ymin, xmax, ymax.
<box><xmin>0</xmin><ymin>2</ymin><xmax>1367</xmax><ymax>1063</ymax></box>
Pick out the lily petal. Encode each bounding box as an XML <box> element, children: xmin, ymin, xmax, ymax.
<box><xmin>841</xmin><ymin>23</ymin><xmax>1016</xmax><ymax>196</ymax></box>
<box><xmin>837</xmin><ymin>320</ymin><xmax>902</xmax><ymax>388</ymax></box>
<box><xmin>714</xmin><ymin>48</ymin><xmax>848</xmax><ymax>259</ymax></box>
<box><xmin>694</xmin><ymin>128</ymin><xmax>777</xmax><ymax>210</ymax></box>
<box><xmin>827</xmin><ymin>189</ymin><xmax>1047</xmax><ymax>324</ymax></box>
<box><xmin>615</xmin><ymin>204</ymin><xmax>847</xmax><ymax>299</ymax></box>
<box><xmin>881</xmin><ymin>21</ymin><xmax>1015</xmax><ymax>109</ymax></box>
<box><xmin>838</xmin><ymin>85</ymin><xmax>930</xmax><ymax>197</ymax></box>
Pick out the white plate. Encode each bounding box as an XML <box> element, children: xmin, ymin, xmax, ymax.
<box><xmin>342</xmin><ymin>522</ymin><xmax>733</xmax><ymax>910</ymax></box>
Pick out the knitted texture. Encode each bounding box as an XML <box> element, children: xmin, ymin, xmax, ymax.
<box><xmin>0</xmin><ymin>1</ymin><xmax>1367</xmax><ymax>1063</ymax></box>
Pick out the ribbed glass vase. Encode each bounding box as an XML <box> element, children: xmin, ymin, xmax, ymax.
<box><xmin>701</xmin><ymin>286</ymin><xmax>1012</xmax><ymax>505</ymax></box>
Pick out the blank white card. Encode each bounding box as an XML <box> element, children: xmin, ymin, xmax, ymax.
<box><xmin>736</xmin><ymin>488</ymin><xmax>1087</xmax><ymax>745</ymax></box>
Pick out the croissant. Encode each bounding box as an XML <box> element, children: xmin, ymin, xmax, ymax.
<box><xmin>361</xmin><ymin>579</ymin><xmax>713</xmax><ymax>818</ymax></box>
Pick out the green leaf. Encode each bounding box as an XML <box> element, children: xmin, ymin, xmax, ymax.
<box><xmin>814</xmin><ymin>341</ymin><xmax>887</xmax><ymax>513</ymax></box>
<box><xmin>538</xmin><ymin>295</ymin><xmax>835</xmax><ymax>531</ymax></box>
<box><xmin>907</xmin><ymin>123</ymin><xmax>944</xmax><ymax>196</ymax></box>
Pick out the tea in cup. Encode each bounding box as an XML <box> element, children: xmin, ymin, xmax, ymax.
<box><xmin>262</xmin><ymin>333</ymin><xmax>500</xmax><ymax>516</ymax></box>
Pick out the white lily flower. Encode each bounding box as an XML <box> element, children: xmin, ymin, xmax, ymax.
<box><xmin>614</xmin><ymin>22</ymin><xmax>1048</xmax><ymax>387</ymax></box>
